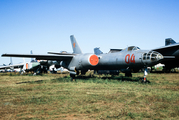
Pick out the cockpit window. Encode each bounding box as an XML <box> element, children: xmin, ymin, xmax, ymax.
<box><xmin>127</xmin><ymin>46</ymin><xmax>140</xmax><ymax>51</ymax></box>
<box><xmin>122</xmin><ymin>46</ymin><xmax>140</xmax><ymax>51</ymax></box>
<box><xmin>128</xmin><ymin>46</ymin><xmax>135</xmax><ymax>51</ymax></box>
<box><xmin>132</xmin><ymin>47</ymin><xmax>140</xmax><ymax>51</ymax></box>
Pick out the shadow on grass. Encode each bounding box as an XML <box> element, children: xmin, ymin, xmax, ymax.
<box><xmin>66</xmin><ymin>75</ymin><xmax>150</xmax><ymax>83</ymax></box>
<box><xmin>16</xmin><ymin>80</ymin><xmax>45</xmax><ymax>84</ymax></box>
<box><xmin>75</xmin><ymin>74</ymin><xmax>149</xmax><ymax>81</ymax></box>
<box><xmin>16</xmin><ymin>75</ymin><xmax>150</xmax><ymax>84</ymax></box>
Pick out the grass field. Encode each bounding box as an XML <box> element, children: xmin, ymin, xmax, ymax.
<box><xmin>0</xmin><ymin>72</ymin><xmax>179</xmax><ymax>119</ymax></box>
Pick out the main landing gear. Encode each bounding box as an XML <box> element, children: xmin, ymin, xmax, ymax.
<box><xmin>70</xmin><ymin>74</ymin><xmax>76</xmax><ymax>81</ymax></box>
<box><xmin>125</xmin><ymin>72</ymin><xmax>132</xmax><ymax>77</ymax></box>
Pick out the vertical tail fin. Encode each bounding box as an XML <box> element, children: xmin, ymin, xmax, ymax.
<box><xmin>30</xmin><ymin>50</ymin><xmax>36</xmax><ymax>62</ymax></box>
<box><xmin>22</xmin><ymin>58</ymin><xmax>26</xmax><ymax>70</ymax></box>
<box><xmin>70</xmin><ymin>35</ymin><xmax>82</xmax><ymax>54</ymax></box>
<box><xmin>9</xmin><ymin>57</ymin><xmax>13</xmax><ymax>65</ymax></box>
<box><xmin>165</xmin><ymin>38</ymin><xmax>176</xmax><ymax>46</ymax></box>
<box><xmin>94</xmin><ymin>47</ymin><xmax>103</xmax><ymax>55</ymax></box>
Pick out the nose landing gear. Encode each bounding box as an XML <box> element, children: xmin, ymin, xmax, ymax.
<box><xmin>141</xmin><ymin>68</ymin><xmax>150</xmax><ymax>83</ymax></box>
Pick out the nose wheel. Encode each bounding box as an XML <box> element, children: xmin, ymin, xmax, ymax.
<box><xmin>141</xmin><ymin>68</ymin><xmax>150</xmax><ymax>83</ymax></box>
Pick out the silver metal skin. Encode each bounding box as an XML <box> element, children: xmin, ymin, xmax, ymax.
<box><xmin>94</xmin><ymin>47</ymin><xmax>163</xmax><ymax>73</ymax></box>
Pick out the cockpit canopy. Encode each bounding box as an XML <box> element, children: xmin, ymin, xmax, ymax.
<box><xmin>122</xmin><ymin>46</ymin><xmax>140</xmax><ymax>51</ymax></box>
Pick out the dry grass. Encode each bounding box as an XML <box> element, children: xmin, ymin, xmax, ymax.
<box><xmin>0</xmin><ymin>72</ymin><xmax>179</xmax><ymax>119</ymax></box>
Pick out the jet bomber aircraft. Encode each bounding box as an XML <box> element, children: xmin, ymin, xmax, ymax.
<box><xmin>2</xmin><ymin>35</ymin><xmax>164</xmax><ymax>82</ymax></box>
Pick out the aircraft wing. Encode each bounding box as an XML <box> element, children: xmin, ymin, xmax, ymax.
<box><xmin>2</xmin><ymin>54</ymin><xmax>74</xmax><ymax>61</ymax></box>
<box><xmin>152</xmin><ymin>43</ymin><xmax>179</xmax><ymax>56</ymax></box>
<box><xmin>0</xmin><ymin>63</ymin><xmax>24</xmax><ymax>69</ymax></box>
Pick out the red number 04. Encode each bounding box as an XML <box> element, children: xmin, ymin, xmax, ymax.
<box><xmin>125</xmin><ymin>54</ymin><xmax>135</xmax><ymax>64</ymax></box>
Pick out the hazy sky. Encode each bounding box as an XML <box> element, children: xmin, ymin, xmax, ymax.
<box><xmin>0</xmin><ymin>0</ymin><xmax>179</xmax><ymax>65</ymax></box>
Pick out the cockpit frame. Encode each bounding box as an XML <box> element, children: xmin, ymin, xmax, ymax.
<box><xmin>122</xmin><ymin>46</ymin><xmax>140</xmax><ymax>51</ymax></box>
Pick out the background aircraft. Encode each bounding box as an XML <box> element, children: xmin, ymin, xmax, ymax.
<box><xmin>0</xmin><ymin>57</ymin><xmax>41</xmax><ymax>74</ymax></box>
<box><xmin>152</xmin><ymin>38</ymin><xmax>179</xmax><ymax>72</ymax></box>
<box><xmin>2</xmin><ymin>35</ymin><xmax>164</xmax><ymax>82</ymax></box>
<box><xmin>151</xmin><ymin>63</ymin><xmax>165</xmax><ymax>72</ymax></box>
<box><xmin>0</xmin><ymin>57</ymin><xmax>24</xmax><ymax>72</ymax></box>
<box><xmin>0</xmin><ymin>51</ymin><xmax>60</xmax><ymax>74</ymax></box>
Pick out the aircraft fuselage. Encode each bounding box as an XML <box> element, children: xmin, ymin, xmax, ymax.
<box><xmin>63</xmin><ymin>49</ymin><xmax>163</xmax><ymax>75</ymax></box>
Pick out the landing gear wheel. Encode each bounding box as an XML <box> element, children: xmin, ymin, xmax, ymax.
<box><xmin>141</xmin><ymin>78</ymin><xmax>150</xmax><ymax>83</ymax></box>
<box><xmin>70</xmin><ymin>74</ymin><xmax>76</xmax><ymax>81</ymax></box>
<box><xmin>125</xmin><ymin>72</ymin><xmax>132</xmax><ymax>77</ymax></box>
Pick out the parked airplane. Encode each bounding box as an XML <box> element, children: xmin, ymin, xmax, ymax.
<box><xmin>0</xmin><ymin>57</ymin><xmax>25</xmax><ymax>72</ymax></box>
<box><xmin>2</xmin><ymin>35</ymin><xmax>164</xmax><ymax>82</ymax></box>
<box><xmin>153</xmin><ymin>63</ymin><xmax>165</xmax><ymax>71</ymax></box>
<box><xmin>152</xmin><ymin>38</ymin><xmax>179</xmax><ymax>72</ymax></box>
<box><xmin>0</xmin><ymin>58</ymin><xmax>40</xmax><ymax>74</ymax></box>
